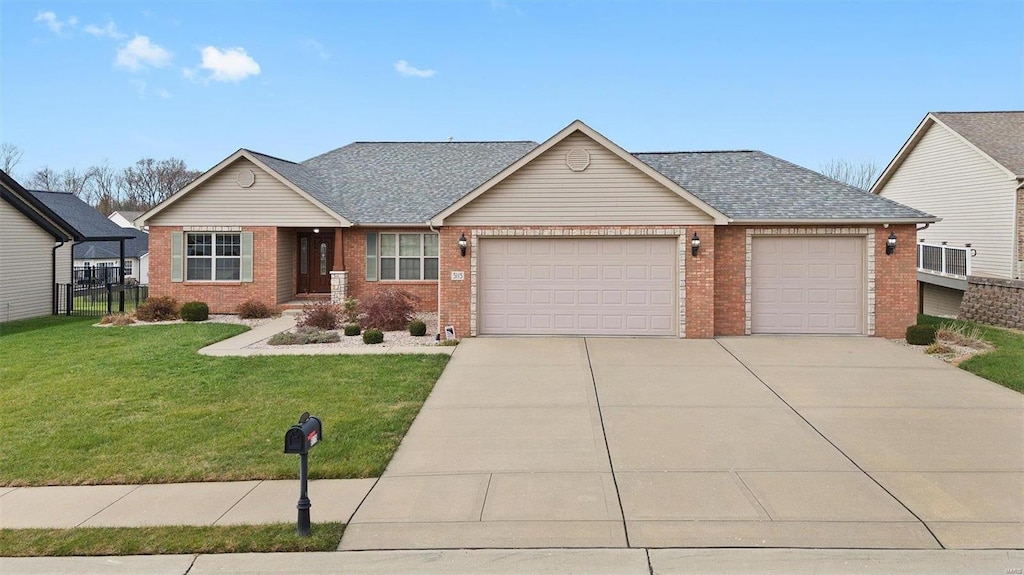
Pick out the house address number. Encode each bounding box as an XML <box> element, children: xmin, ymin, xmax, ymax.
<box><xmin>451</xmin><ymin>271</ymin><xmax>465</xmax><ymax>281</ymax></box>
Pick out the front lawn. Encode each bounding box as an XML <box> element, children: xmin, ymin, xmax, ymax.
<box><xmin>918</xmin><ymin>314</ymin><xmax>1024</xmax><ymax>393</ymax></box>
<box><xmin>0</xmin><ymin>316</ymin><xmax>448</xmax><ymax>486</ymax></box>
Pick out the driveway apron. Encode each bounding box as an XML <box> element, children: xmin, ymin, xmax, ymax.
<box><xmin>341</xmin><ymin>337</ymin><xmax>1023</xmax><ymax>550</ymax></box>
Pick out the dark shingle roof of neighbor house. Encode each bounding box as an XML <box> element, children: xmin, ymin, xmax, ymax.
<box><xmin>634</xmin><ymin>151</ymin><xmax>934</xmax><ymax>221</ymax></box>
<box><xmin>73</xmin><ymin>228</ymin><xmax>149</xmax><ymax>260</ymax></box>
<box><xmin>299</xmin><ymin>142</ymin><xmax>540</xmax><ymax>223</ymax></box>
<box><xmin>245</xmin><ymin>138</ymin><xmax>933</xmax><ymax>224</ymax></box>
<box><xmin>932</xmin><ymin>111</ymin><xmax>1024</xmax><ymax>177</ymax></box>
<box><xmin>28</xmin><ymin>190</ymin><xmax>134</xmax><ymax>240</ymax></box>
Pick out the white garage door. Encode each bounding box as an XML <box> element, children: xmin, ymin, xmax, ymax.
<box><xmin>751</xmin><ymin>237</ymin><xmax>865</xmax><ymax>334</ymax></box>
<box><xmin>479</xmin><ymin>238</ymin><xmax>677</xmax><ymax>336</ymax></box>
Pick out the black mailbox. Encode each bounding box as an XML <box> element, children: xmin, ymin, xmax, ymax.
<box><xmin>284</xmin><ymin>414</ymin><xmax>322</xmax><ymax>454</ymax></box>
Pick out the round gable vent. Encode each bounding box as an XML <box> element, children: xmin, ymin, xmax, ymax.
<box><xmin>566</xmin><ymin>148</ymin><xmax>590</xmax><ymax>172</ymax></box>
<box><xmin>237</xmin><ymin>168</ymin><xmax>256</xmax><ymax>188</ymax></box>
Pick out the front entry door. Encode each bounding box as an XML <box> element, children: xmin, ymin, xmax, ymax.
<box><xmin>297</xmin><ymin>233</ymin><xmax>334</xmax><ymax>294</ymax></box>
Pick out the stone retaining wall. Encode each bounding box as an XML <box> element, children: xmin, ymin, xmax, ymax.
<box><xmin>959</xmin><ymin>276</ymin><xmax>1024</xmax><ymax>330</ymax></box>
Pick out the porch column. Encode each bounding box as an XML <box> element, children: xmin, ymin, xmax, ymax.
<box><xmin>330</xmin><ymin>271</ymin><xmax>348</xmax><ymax>304</ymax></box>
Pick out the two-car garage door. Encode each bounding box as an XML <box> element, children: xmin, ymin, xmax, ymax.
<box><xmin>478</xmin><ymin>238</ymin><xmax>677</xmax><ymax>336</ymax></box>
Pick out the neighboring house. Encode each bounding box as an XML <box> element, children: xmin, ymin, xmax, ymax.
<box><xmin>73</xmin><ymin>227</ymin><xmax>150</xmax><ymax>284</ymax></box>
<box><xmin>139</xmin><ymin>120</ymin><xmax>934</xmax><ymax>339</ymax></box>
<box><xmin>108</xmin><ymin>210</ymin><xmax>144</xmax><ymax>230</ymax></box>
<box><xmin>872</xmin><ymin>111</ymin><xmax>1024</xmax><ymax>317</ymax></box>
<box><xmin>0</xmin><ymin>170</ymin><xmax>133</xmax><ymax>322</ymax></box>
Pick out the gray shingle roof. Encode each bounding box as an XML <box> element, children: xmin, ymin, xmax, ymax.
<box><xmin>634</xmin><ymin>151</ymin><xmax>934</xmax><ymax>221</ymax></box>
<box><xmin>73</xmin><ymin>228</ymin><xmax>149</xmax><ymax>259</ymax></box>
<box><xmin>112</xmin><ymin>210</ymin><xmax>143</xmax><ymax>222</ymax></box>
<box><xmin>300</xmin><ymin>142</ymin><xmax>538</xmax><ymax>223</ymax></box>
<box><xmin>246</xmin><ymin>150</ymin><xmax>336</xmax><ymax>208</ymax></box>
<box><xmin>932</xmin><ymin>111</ymin><xmax>1024</xmax><ymax>176</ymax></box>
<box><xmin>28</xmin><ymin>191</ymin><xmax>135</xmax><ymax>239</ymax></box>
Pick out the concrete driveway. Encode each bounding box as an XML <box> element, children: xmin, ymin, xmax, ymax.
<box><xmin>341</xmin><ymin>337</ymin><xmax>1023</xmax><ymax>551</ymax></box>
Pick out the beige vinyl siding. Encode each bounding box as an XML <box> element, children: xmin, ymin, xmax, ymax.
<box><xmin>921</xmin><ymin>283</ymin><xmax>963</xmax><ymax>318</ymax></box>
<box><xmin>877</xmin><ymin>123</ymin><xmax>1017</xmax><ymax>279</ymax></box>
<box><xmin>447</xmin><ymin>132</ymin><xmax>714</xmax><ymax>226</ymax></box>
<box><xmin>54</xmin><ymin>243</ymin><xmax>71</xmax><ymax>284</ymax></box>
<box><xmin>149</xmin><ymin>159</ymin><xmax>340</xmax><ymax>227</ymax></box>
<box><xmin>277</xmin><ymin>228</ymin><xmax>296</xmax><ymax>303</ymax></box>
<box><xmin>0</xmin><ymin>200</ymin><xmax>58</xmax><ymax>322</ymax></box>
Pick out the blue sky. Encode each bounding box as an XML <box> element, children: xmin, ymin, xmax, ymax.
<box><xmin>2</xmin><ymin>0</ymin><xmax>1022</xmax><ymax>180</ymax></box>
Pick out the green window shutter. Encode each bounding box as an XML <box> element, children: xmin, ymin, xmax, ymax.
<box><xmin>240</xmin><ymin>232</ymin><xmax>254</xmax><ymax>283</ymax></box>
<box><xmin>170</xmin><ymin>231</ymin><xmax>183</xmax><ymax>282</ymax></box>
<box><xmin>365</xmin><ymin>232</ymin><xmax>378</xmax><ymax>281</ymax></box>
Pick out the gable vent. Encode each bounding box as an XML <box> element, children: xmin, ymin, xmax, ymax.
<box><xmin>566</xmin><ymin>148</ymin><xmax>590</xmax><ymax>172</ymax></box>
<box><xmin>237</xmin><ymin>168</ymin><xmax>256</xmax><ymax>188</ymax></box>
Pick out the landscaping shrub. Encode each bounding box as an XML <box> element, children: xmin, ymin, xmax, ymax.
<box><xmin>926</xmin><ymin>342</ymin><xmax>955</xmax><ymax>355</ymax></box>
<box><xmin>342</xmin><ymin>298</ymin><xmax>360</xmax><ymax>324</ymax></box>
<box><xmin>237</xmin><ymin>299</ymin><xmax>274</xmax><ymax>319</ymax></box>
<box><xmin>906</xmin><ymin>324</ymin><xmax>938</xmax><ymax>346</ymax></box>
<box><xmin>99</xmin><ymin>313</ymin><xmax>135</xmax><ymax>326</ymax></box>
<box><xmin>937</xmin><ymin>323</ymin><xmax>989</xmax><ymax>349</ymax></box>
<box><xmin>408</xmin><ymin>320</ymin><xmax>427</xmax><ymax>337</ymax></box>
<box><xmin>179</xmin><ymin>301</ymin><xmax>209</xmax><ymax>322</ymax></box>
<box><xmin>135</xmin><ymin>296</ymin><xmax>179</xmax><ymax>322</ymax></box>
<box><xmin>359</xmin><ymin>288</ymin><xmax>416</xmax><ymax>331</ymax></box>
<box><xmin>297</xmin><ymin>301</ymin><xmax>341</xmax><ymax>330</ymax></box>
<box><xmin>268</xmin><ymin>326</ymin><xmax>340</xmax><ymax>346</ymax></box>
<box><xmin>437</xmin><ymin>339</ymin><xmax>459</xmax><ymax>346</ymax></box>
<box><xmin>343</xmin><ymin>324</ymin><xmax>361</xmax><ymax>336</ymax></box>
<box><xmin>362</xmin><ymin>328</ymin><xmax>384</xmax><ymax>345</ymax></box>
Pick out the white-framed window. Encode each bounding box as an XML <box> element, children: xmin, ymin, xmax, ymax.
<box><xmin>368</xmin><ymin>232</ymin><xmax>438</xmax><ymax>281</ymax></box>
<box><xmin>122</xmin><ymin>260</ymin><xmax>133</xmax><ymax>277</ymax></box>
<box><xmin>186</xmin><ymin>232</ymin><xmax>241</xmax><ymax>281</ymax></box>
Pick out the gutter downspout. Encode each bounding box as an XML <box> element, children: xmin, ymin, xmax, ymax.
<box><xmin>52</xmin><ymin>240</ymin><xmax>65</xmax><ymax>315</ymax></box>
<box><xmin>428</xmin><ymin>221</ymin><xmax>442</xmax><ymax>338</ymax></box>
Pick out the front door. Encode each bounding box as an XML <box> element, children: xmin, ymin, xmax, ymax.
<box><xmin>297</xmin><ymin>233</ymin><xmax>334</xmax><ymax>294</ymax></box>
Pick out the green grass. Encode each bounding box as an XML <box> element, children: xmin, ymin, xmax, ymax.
<box><xmin>918</xmin><ymin>314</ymin><xmax>1024</xmax><ymax>393</ymax></box>
<box><xmin>0</xmin><ymin>316</ymin><xmax>449</xmax><ymax>486</ymax></box>
<box><xmin>0</xmin><ymin>523</ymin><xmax>344</xmax><ymax>556</ymax></box>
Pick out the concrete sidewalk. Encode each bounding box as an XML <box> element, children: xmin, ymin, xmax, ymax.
<box><xmin>198</xmin><ymin>315</ymin><xmax>454</xmax><ymax>356</ymax></box>
<box><xmin>3</xmin><ymin>549</ymin><xmax>1022</xmax><ymax>574</ymax></box>
<box><xmin>0</xmin><ymin>479</ymin><xmax>375</xmax><ymax>529</ymax></box>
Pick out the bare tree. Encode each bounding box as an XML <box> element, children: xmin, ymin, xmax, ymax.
<box><xmin>25</xmin><ymin>166</ymin><xmax>60</xmax><ymax>190</ymax></box>
<box><xmin>1</xmin><ymin>143</ymin><xmax>23</xmax><ymax>174</ymax></box>
<box><xmin>120</xmin><ymin>158</ymin><xmax>201</xmax><ymax>211</ymax></box>
<box><xmin>24</xmin><ymin>166</ymin><xmax>95</xmax><ymax>196</ymax></box>
<box><xmin>819</xmin><ymin>159</ymin><xmax>882</xmax><ymax>191</ymax></box>
<box><xmin>88</xmin><ymin>162</ymin><xmax>122</xmax><ymax>215</ymax></box>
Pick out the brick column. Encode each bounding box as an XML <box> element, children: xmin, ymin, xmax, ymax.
<box><xmin>685</xmin><ymin>225</ymin><xmax>716</xmax><ymax>338</ymax></box>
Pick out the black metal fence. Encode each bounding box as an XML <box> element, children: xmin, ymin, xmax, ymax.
<box><xmin>54</xmin><ymin>283</ymin><xmax>149</xmax><ymax>317</ymax></box>
<box><xmin>73</xmin><ymin>265</ymin><xmax>124</xmax><ymax>287</ymax></box>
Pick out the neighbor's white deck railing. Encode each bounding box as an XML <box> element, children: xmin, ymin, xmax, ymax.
<box><xmin>917</xmin><ymin>242</ymin><xmax>972</xmax><ymax>278</ymax></box>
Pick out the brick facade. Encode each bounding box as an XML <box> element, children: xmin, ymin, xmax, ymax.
<box><xmin>341</xmin><ymin>228</ymin><xmax>439</xmax><ymax>314</ymax></box>
<box><xmin>148</xmin><ymin>226</ymin><xmax>280</xmax><ymax>314</ymax></box>
<box><xmin>685</xmin><ymin>225</ymin><xmax>715</xmax><ymax>338</ymax></box>
<box><xmin>873</xmin><ymin>225</ymin><xmax>919</xmax><ymax>338</ymax></box>
<box><xmin>713</xmin><ymin>226</ymin><xmax>747</xmax><ymax>335</ymax></box>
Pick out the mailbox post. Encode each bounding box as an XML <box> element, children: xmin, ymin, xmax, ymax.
<box><xmin>283</xmin><ymin>412</ymin><xmax>322</xmax><ymax>537</ymax></box>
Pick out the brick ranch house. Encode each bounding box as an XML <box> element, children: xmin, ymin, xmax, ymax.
<box><xmin>138</xmin><ymin>120</ymin><xmax>935</xmax><ymax>339</ymax></box>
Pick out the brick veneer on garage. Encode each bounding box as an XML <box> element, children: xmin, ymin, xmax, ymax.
<box><xmin>685</xmin><ymin>225</ymin><xmax>716</xmax><ymax>338</ymax></box>
<box><xmin>713</xmin><ymin>226</ymin><xmax>747</xmax><ymax>336</ymax></box>
<box><xmin>148</xmin><ymin>226</ymin><xmax>279</xmax><ymax>314</ymax></box>
<box><xmin>873</xmin><ymin>225</ymin><xmax>919</xmax><ymax>338</ymax></box>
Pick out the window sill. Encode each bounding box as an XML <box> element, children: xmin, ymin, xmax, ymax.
<box><xmin>182</xmin><ymin>281</ymin><xmax>244</xmax><ymax>286</ymax></box>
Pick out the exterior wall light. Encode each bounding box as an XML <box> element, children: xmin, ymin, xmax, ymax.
<box><xmin>312</xmin><ymin>228</ymin><xmax>320</xmax><ymax>234</ymax></box>
<box><xmin>691</xmin><ymin>232</ymin><xmax>701</xmax><ymax>257</ymax></box>
<box><xmin>885</xmin><ymin>231</ymin><xmax>897</xmax><ymax>255</ymax></box>
<box><xmin>458</xmin><ymin>233</ymin><xmax>468</xmax><ymax>257</ymax></box>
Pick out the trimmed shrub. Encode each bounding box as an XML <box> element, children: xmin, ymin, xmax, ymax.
<box><xmin>237</xmin><ymin>299</ymin><xmax>274</xmax><ymax>319</ymax></box>
<box><xmin>180</xmin><ymin>301</ymin><xmax>209</xmax><ymax>322</ymax></box>
<box><xmin>359</xmin><ymin>287</ymin><xmax>416</xmax><ymax>331</ymax></box>
<box><xmin>135</xmin><ymin>296</ymin><xmax>178</xmax><ymax>322</ymax></box>
<box><xmin>362</xmin><ymin>328</ymin><xmax>384</xmax><ymax>345</ymax></box>
<box><xmin>408</xmin><ymin>320</ymin><xmax>427</xmax><ymax>336</ymax></box>
<box><xmin>99</xmin><ymin>313</ymin><xmax>135</xmax><ymax>326</ymax></box>
<box><xmin>268</xmin><ymin>326</ymin><xmax>340</xmax><ymax>346</ymax></box>
<box><xmin>906</xmin><ymin>324</ymin><xmax>938</xmax><ymax>346</ymax></box>
<box><xmin>343</xmin><ymin>324</ymin><xmax>362</xmax><ymax>337</ymax></box>
<box><xmin>437</xmin><ymin>339</ymin><xmax>459</xmax><ymax>346</ymax></box>
<box><xmin>297</xmin><ymin>300</ymin><xmax>341</xmax><ymax>330</ymax></box>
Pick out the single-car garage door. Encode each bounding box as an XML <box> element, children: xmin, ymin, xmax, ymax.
<box><xmin>751</xmin><ymin>236</ymin><xmax>865</xmax><ymax>334</ymax></box>
<box><xmin>479</xmin><ymin>237</ymin><xmax>677</xmax><ymax>336</ymax></box>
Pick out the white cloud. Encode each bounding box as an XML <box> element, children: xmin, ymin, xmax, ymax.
<box><xmin>198</xmin><ymin>46</ymin><xmax>261</xmax><ymax>82</ymax></box>
<box><xmin>394</xmin><ymin>60</ymin><xmax>436</xmax><ymax>78</ymax></box>
<box><xmin>35</xmin><ymin>11</ymin><xmax>77</xmax><ymax>34</ymax></box>
<box><xmin>302</xmin><ymin>38</ymin><xmax>330</xmax><ymax>61</ymax></box>
<box><xmin>85</xmin><ymin>21</ymin><xmax>125</xmax><ymax>39</ymax></box>
<box><xmin>116</xmin><ymin>35</ymin><xmax>172</xmax><ymax>71</ymax></box>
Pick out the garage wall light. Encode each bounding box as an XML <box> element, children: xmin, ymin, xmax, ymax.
<box><xmin>691</xmin><ymin>232</ymin><xmax>701</xmax><ymax>257</ymax></box>
<box><xmin>885</xmin><ymin>231</ymin><xmax>897</xmax><ymax>255</ymax></box>
<box><xmin>458</xmin><ymin>233</ymin><xmax>468</xmax><ymax>257</ymax></box>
